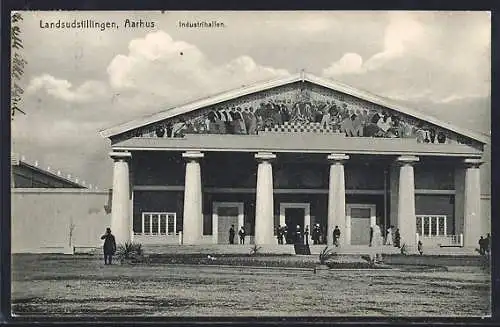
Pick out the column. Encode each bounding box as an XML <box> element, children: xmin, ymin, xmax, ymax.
<box><xmin>463</xmin><ymin>158</ymin><xmax>482</xmax><ymax>247</ymax></box>
<box><xmin>397</xmin><ymin>155</ymin><xmax>419</xmax><ymax>248</ymax></box>
<box><xmin>254</xmin><ymin>152</ymin><xmax>276</xmax><ymax>245</ymax></box>
<box><xmin>327</xmin><ymin>153</ymin><xmax>349</xmax><ymax>246</ymax></box>
<box><xmin>389</xmin><ymin>165</ymin><xmax>399</xmax><ymax>231</ymax></box>
<box><xmin>454</xmin><ymin>167</ymin><xmax>465</xmax><ymax>236</ymax></box>
<box><xmin>182</xmin><ymin>151</ymin><xmax>204</xmax><ymax>245</ymax></box>
<box><xmin>110</xmin><ymin>151</ymin><xmax>132</xmax><ymax>245</ymax></box>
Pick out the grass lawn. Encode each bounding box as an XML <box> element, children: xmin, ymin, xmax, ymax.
<box><xmin>11</xmin><ymin>254</ymin><xmax>491</xmax><ymax>317</ymax></box>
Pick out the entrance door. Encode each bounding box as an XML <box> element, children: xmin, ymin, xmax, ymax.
<box><xmin>213</xmin><ymin>202</ymin><xmax>244</xmax><ymax>244</ymax></box>
<box><xmin>279</xmin><ymin>203</ymin><xmax>311</xmax><ymax>245</ymax></box>
<box><xmin>285</xmin><ymin>208</ymin><xmax>304</xmax><ymax>244</ymax></box>
<box><xmin>347</xmin><ymin>204</ymin><xmax>376</xmax><ymax>245</ymax></box>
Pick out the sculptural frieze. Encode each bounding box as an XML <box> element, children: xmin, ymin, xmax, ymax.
<box><xmin>115</xmin><ymin>82</ymin><xmax>473</xmax><ymax>146</ymax></box>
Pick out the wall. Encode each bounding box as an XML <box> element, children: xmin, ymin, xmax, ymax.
<box><xmin>12</xmin><ymin>189</ymin><xmax>111</xmax><ymax>253</ymax></box>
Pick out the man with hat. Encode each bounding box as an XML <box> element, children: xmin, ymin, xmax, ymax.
<box><xmin>100</xmin><ymin>227</ymin><xmax>117</xmax><ymax>265</ymax></box>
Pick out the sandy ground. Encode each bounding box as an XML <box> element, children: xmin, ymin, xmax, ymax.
<box><xmin>11</xmin><ymin>255</ymin><xmax>491</xmax><ymax>317</ymax></box>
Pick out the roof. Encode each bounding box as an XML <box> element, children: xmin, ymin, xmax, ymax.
<box><xmin>11</xmin><ymin>153</ymin><xmax>92</xmax><ymax>189</ymax></box>
<box><xmin>99</xmin><ymin>72</ymin><xmax>489</xmax><ymax>144</ymax></box>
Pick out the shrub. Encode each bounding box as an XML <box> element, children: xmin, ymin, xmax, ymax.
<box><xmin>116</xmin><ymin>241</ymin><xmax>143</xmax><ymax>261</ymax></box>
<box><xmin>249</xmin><ymin>245</ymin><xmax>262</xmax><ymax>256</ymax></box>
<box><xmin>319</xmin><ymin>246</ymin><xmax>337</xmax><ymax>265</ymax></box>
<box><xmin>400</xmin><ymin>243</ymin><xmax>408</xmax><ymax>255</ymax></box>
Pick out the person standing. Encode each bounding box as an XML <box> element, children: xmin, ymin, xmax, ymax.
<box><xmin>248</xmin><ymin>107</ymin><xmax>257</xmax><ymax>134</ymax></box>
<box><xmin>479</xmin><ymin>236</ymin><xmax>485</xmax><ymax>255</ymax></box>
<box><xmin>333</xmin><ymin>226</ymin><xmax>341</xmax><ymax>247</ymax></box>
<box><xmin>100</xmin><ymin>227</ymin><xmax>116</xmax><ymax>265</ymax></box>
<box><xmin>394</xmin><ymin>228</ymin><xmax>401</xmax><ymax>248</ymax></box>
<box><xmin>417</xmin><ymin>240</ymin><xmax>424</xmax><ymax>255</ymax></box>
<box><xmin>295</xmin><ymin>225</ymin><xmax>302</xmax><ymax>244</ymax></box>
<box><xmin>229</xmin><ymin>225</ymin><xmax>235</xmax><ymax>244</ymax></box>
<box><xmin>236</xmin><ymin>107</ymin><xmax>247</xmax><ymax>134</ymax></box>
<box><xmin>385</xmin><ymin>226</ymin><xmax>393</xmax><ymax>245</ymax></box>
<box><xmin>277</xmin><ymin>225</ymin><xmax>283</xmax><ymax>244</ymax></box>
<box><xmin>320</xmin><ymin>106</ymin><xmax>330</xmax><ymax>129</ymax></box>
<box><xmin>242</xmin><ymin>107</ymin><xmax>251</xmax><ymax>134</ymax></box>
<box><xmin>311</xmin><ymin>224</ymin><xmax>319</xmax><ymax>245</ymax></box>
<box><xmin>304</xmin><ymin>225</ymin><xmax>310</xmax><ymax>246</ymax></box>
<box><xmin>238</xmin><ymin>226</ymin><xmax>246</xmax><ymax>244</ymax></box>
<box><xmin>485</xmin><ymin>233</ymin><xmax>491</xmax><ymax>255</ymax></box>
<box><xmin>283</xmin><ymin>224</ymin><xmax>289</xmax><ymax>244</ymax></box>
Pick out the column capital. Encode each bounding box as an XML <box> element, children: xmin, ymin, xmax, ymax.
<box><xmin>109</xmin><ymin>151</ymin><xmax>132</xmax><ymax>161</ymax></box>
<box><xmin>182</xmin><ymin>151</ymin><xmax>204</xmax><ymax>160</ymax></box>
<box><xmin>255</xmin><ymin>152</ymin><xmax>276</xmax><ymax>161</ymax></box>
<box><xmin>327</xmin><ymin>153</ymin><xmax>349</xmax><ymax>162</ymax></box>
<box><xmin>464</xmin><ymin>158</ymin><xmax>483</xmax><ymax>168</ymax></box>
<box><xmin>396</xmin><ymin>155</ymin><xmax>419</xmax><ymax>164</ymax></box>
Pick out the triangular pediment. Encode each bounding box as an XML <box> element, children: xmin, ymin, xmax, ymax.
<box><xmin>101</xmin><ymin>72</ymin><xmax>488</xmax><ymax>148</ymax></box>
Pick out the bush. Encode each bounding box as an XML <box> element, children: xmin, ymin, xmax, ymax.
<box><xmin>249</xmin><ymin>245</ymin><xmax>262</xmax><ymax>256</ymax></box>
<box><xmin>400</xmin><ymin>243</ymin><xmax>408</xmax><ymax>255</ymax></box>
<box><xmin>116</xmin><ymin>242</ymin><xmax>144</xmax><ymax>262</ymax></box>
<box><xmin>319</xmin><ymin>246</ymin><xmax>337</xmax><ymax>265</ymax></box>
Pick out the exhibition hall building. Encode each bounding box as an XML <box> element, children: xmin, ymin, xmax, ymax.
<box><xmin>100</xmin><ymin>72</ymin><xmax>490</xmax><ymax>249</ymax></box>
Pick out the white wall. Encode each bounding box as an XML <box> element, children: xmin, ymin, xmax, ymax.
<box><xmin>12</xmin><ymin>189</ymin><xmax>111</xmax><ymax>253</ymax></box>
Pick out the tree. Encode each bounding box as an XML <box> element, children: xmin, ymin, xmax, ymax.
<box><xmin>68</xmin><ymin>221</ymin><xmax>76</xmax><ymax>248</ymax></box>
<box><xmin>11</xmin><ymin>12</ymin><xmax>27</xmax><ymax>119</ymax></box>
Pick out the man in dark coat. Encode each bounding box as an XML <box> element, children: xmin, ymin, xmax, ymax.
<box><xmin>295</xmin><ymin>225</ymin><xmax>302</xmax><ymax>244</ymax></box>
<box><xmin>101</xmin><ymin>227</ymin><xmax>116</xmax><ymax>265</ymax></box>
<box><xmin>333</xmin><ymin>226</ymin><xmax>341</xmax><ymax>247</ymax></box>
<box><xmin>229</xmin><ymin>225</ymin><xmax>235</xmax><ymax>244</ymax></box>
<box><xmin>304</xmin><ymin>225</ymin><xmax>310</xmax><ymax>246</ymax></box>
<box><xmin>238</xmin><ymin>226</ymin><xmax>246</xmax><ymax>244</ymax></box>
<box><xmin>311</xmin><ymin>224</ymin><xmax>318</xmax><ymax>245</ymax></box>
<box><xmin>277</xmin><ymin>225</ymin><xmax>283</xmax><ymax>244</ymax></box>
<box><xmin>394</xmin><ymin>228</ymin><xmax>401</xmax><ymax>248</ymax></box>
<box><xmin>479</xmin><ymin>236</ymin><xmax>485</xmax><ymax>255</ymax></box>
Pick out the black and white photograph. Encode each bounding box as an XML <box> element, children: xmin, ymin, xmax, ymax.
<box><xmin>9</xmin><ymin>10</ymin><xmax>491</xmax><ymax>318</ymax></box>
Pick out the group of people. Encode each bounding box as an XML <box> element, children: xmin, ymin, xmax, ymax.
<box><xmin>225</xmin><ymin>222</ymin><xmax>404</xmax><ymax>248</ymax></box>
<box><xmin>157</xmin><ymin>97</ymin><xmax>448</xmax><ymax>146</ymax></box>
<box><xmin>383</xmin><ymin>225</ymin><xmax>401</xmax><ymax>248</ymax></box>
<box><xmin>276</xmin><ymin>224</ymin><xmax>309</xmax><ymax>245</ymax></box>
<box><xmin>228</xmin><ymin>225</ymin><xmax>247</xmax><ymax>244</ymax></box>
<box><xmin>478</xmin><ymin>233</ymin><xmax>491</xmax><ymax>256</ymax></box>
<box><xmin>275</xmin><ymin>223</ymin><xmax>339</xmax><ymax>246</ymax></box>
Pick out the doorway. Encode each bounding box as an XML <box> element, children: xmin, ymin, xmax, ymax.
<box><xmin>212</xmin><ymin>202</ymin><xmax>244</xmax><ymax>244</ymax></box>
<box><xmin>285</xmin><ymin>208</ymin><xmax>304</xmax><ymax>244</ymax></box>
<box><xmin>346</xmin><ymin>204</ymin><xmax>376</xmax><ymax>245</ymax></box>
<box><xmin>279</xmin><ymin>203</ymin><xmax>311</xmax><ymax>244</ymax></box>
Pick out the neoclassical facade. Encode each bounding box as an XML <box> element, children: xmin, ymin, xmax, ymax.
<box><xmin>100</xmin><ymin>72</ymin><xmax>490</xmax><ymax>249</ymax></box>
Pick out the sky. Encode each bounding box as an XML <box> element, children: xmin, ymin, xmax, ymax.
<box><xmin>11</xmin><ymin>11</ymin><xmax>491</xmax><ymax>189</ymax></box>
